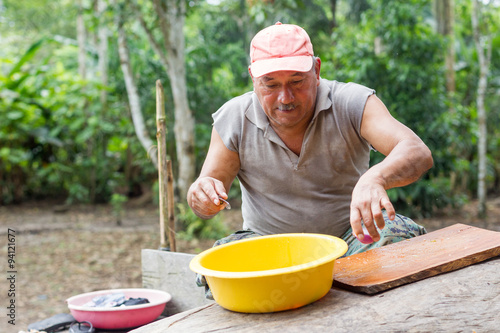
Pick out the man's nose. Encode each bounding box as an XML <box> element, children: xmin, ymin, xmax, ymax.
<box><xmin>278</xmin><ymin>86</ymin><xmax>294</xmax><ymax>104</ymax></box>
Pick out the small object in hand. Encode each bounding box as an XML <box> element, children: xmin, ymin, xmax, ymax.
<box><xmin>218</xmin><ymin>196</ymin><xmax>231</xmax><ymax>210</ymax></box>
<box><xmin>356</xmin><ymin>225</ymin><xmax>375</xmax><ymax>244</ymax></box>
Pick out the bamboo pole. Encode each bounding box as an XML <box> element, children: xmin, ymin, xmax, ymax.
<box><xmin>156</xmin><ymin>80</ymin><xmax>176</xmax><ymax>250</ymax></box>
<box><xmin>166</xmin><ymin>160</ymin><xmax>176</xmax><ymax>252</ymax></box>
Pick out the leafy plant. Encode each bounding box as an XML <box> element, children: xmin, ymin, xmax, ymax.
<box><xmin>0</xmin><ymin>38</ymin><xmax>149</xmax><ymax>204</ymax></box>
<box><xmin>176</xmin><ymin>203</ymin><xmax>229</xmax><ymax>241</ymax></box>
<box><xmin>111</xmin><ymin>193</ymin><xmax>128</xmax><ymax>224</ymax></box>
<box><xmin>1</xmin><ymin>0</ymin><xmax>499</xmax><ymax>218</ymax></box>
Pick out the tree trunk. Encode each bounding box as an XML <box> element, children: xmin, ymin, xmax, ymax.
<box><xmin>97</xmin><ymin>0</ymin><xmax>109</xmax><ymax>107</ymax></box>
<box><xmin>330</xmin><ymin>0</ymin><xmax>338</xmax><ymax>30</ymax></box>
<box><xmin>136</xmin><ymin>0</ymin><xmax>195</xmax><ymax>200</ymax></box>
<box><xmin>0</xmin><ymin>167</ymin><xmax>3</xmax><ymax>204</ymax></box>
<box><xmin>165</xmin><ymin>0</ymin><xmax>195</xmax><ymax>201</ymax></box>
<box><xmin>471</xmin><ymin>0</ymin><xmax>492</xmax><ymax>218</ymax></box>
<box><xmin>116</xmin><ymin>17</ymin><xmax>158</xmax><ymax>169</ymax></box>
<box><xmin>444</xmin><ymin>0</ymin><xmax>455</xmax><ymax>97</ymax></box>
<box><xmin>235</xmin><ymin>0</ymin><xmax>251</xmax><ymax>62</ymax></box>
<box><xmin>77</xmin><ymin>0</ymin><xmax>87</xmax><ymax>80</ymax></box>
<box><xmin>434</xmin><ymin>0</ymin><xmax>458</xmax><ymax>193</ymax></box>
<box><xmin>434</xmin><ymin>0</ymin><xmax>455</xmax><ymax>106</ymax></box>
<box><xmin>77</xmin><ymin>0</ymin><xmax>99</xmax><ymax>203</ymax></box>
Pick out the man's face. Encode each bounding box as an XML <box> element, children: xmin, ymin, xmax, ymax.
<box><xmin>252</xmin><ymin>59</ymin><xmax>321</xmax><ymax>132</ymax></box>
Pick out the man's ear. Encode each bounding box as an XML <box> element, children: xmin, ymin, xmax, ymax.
<box><xmin>314</xmin><ymin>57</ymin><xmax>322</xmax><ymax>82</ymax></box>
<box><xmin>248</xmin><ymin>66</ymin><xmax>256</xmax><ymax>84</ymax></box>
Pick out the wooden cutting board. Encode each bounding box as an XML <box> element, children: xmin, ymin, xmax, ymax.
<box><xmin>332</xmin><ymin>224</ymin><xmax>500</xmax><ymax>294</ymax></box>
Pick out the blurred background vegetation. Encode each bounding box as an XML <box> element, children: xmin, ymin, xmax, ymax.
<box><xmin>1</xmin><ymin>0</ymin><xmax>499</xmax><ymax>223</ymax></box>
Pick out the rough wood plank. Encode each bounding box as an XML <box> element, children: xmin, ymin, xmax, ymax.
<box><xmin>141</xmin><ymin>249</ymin><xmax>214</xmax><ymax>316</ymax></box>
<box><xmin>333</xmin><ymin>224</ymin><xmax>500</xmax><ymax>294</ymax></box>
<box><xmin>156</xmin><ymin>80</ymin><xmax>169</xmax><ymax>249</ymax></box>
<box><xmin>132</xmin><ymin>257</ymin><xmax>500</xmax><ymax>332</ymax></box>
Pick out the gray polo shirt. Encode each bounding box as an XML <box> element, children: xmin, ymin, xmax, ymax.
<box><xmin>213</xmin><ymin>79</ymin><xmax>375</xmax><ymax>237</ymax></box>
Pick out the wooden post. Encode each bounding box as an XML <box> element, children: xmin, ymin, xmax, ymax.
<box><xmin>156</xmin><ymin>80</ymin><xmax>172</xmax><ymax>250</ymax></box>
<box><xmin>166</xmin><ymin>160</ymin><xmax>177</xmax><ymax>252</ymax></box>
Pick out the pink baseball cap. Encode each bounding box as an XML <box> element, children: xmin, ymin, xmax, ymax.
<box><xmin>249</xmin><ymin>22</ymin><xmax>314</xmax><ymax>78</ymax></box>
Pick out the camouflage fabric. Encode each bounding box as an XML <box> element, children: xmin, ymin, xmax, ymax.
<box><xmin>340</xmin><ymin>211</ymin><xmax>427</xmax><ymax>257</ymax></box>
<box><xmin>196</xmin><ymin>212</ymin><xmax>426</xmax><ymax>299</ymax></box>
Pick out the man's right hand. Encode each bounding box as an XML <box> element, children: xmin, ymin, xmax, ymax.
<box><xmin>187</xmin><ymin>176</ymin><xmax>229</xmax><ymax>219</ymax></box>
<box><xmin>187</xmin><ymin>127</ymin><xmax>240</xmax><ymax>219</ymax></box>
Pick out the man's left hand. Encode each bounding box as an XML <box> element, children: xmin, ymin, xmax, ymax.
<box><xmin>350</xmin><ymin>172</ymin><xmax>395</xmax><ymax>243</ymax></box>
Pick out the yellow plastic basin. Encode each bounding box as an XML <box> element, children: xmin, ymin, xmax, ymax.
<box><xmin>189</xmin><ymin>233</ymin><xmax>347</xmax><ymax>313</ymax></box>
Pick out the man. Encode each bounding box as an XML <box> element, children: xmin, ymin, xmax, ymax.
<box><xmin>187</xmin><ymin>22</ymin><xmax>433</xmax><ymax>256</ymax></box>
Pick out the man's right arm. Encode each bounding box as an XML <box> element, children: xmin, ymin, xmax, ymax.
<box><xmin>187</xmin><ymin>127</ymin><xmax>241</xmax><ymax>219</ymax></box>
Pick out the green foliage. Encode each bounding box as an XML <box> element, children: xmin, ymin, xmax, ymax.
<box><xmin>1</xmin><ymin>0</ymin><xmax>499</xmax><ymax>220</ymax></box>
<box><xmin>453</xmin><ymin>0</ymin><xmax>500</xmax><ymax>199</ymax></box>
<box><xmin>176</xmin><ymin>203</ymin><xmax>229</xmax><ymax>241</ymax></box>
<box><xmin>111</xmin><ymin>193</ymin><xmax>128</xmax><ymax>222</ymax></box>
<box><xmin>186</xmin><ymin>2</ymin><xmax>253</xmax><ymax>120</ymax></box>
<box><xmin>0</xmin><ymin>38</ymin><xmax>151</xmax><ymax>204</ymax></box>
<box><xmin>324</xmin><ymin>0</ymin><xmax>464</xmax><ymax>216</ymax></box>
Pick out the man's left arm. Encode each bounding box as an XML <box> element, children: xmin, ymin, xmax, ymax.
<box><xmin>350</xmin><ymin>94</ymin><xmax>433</xmax><ymax>242</ymax></box>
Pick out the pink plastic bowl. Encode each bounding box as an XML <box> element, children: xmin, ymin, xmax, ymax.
<box><xmin>66</xmin><ymin>288</ymin><xmax>171</xmax><ymax>329</ymax></box>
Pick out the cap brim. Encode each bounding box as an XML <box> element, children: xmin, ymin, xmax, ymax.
<box><xmin>250</xmin><ymin>56</ymin><xmax>313</xmax><ymax>78</ymax></box>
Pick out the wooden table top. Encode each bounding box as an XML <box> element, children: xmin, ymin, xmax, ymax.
<box><xmin>130</xmin><ymin>255</ymin><xmax>500</xmax><ymax>333</ymax></box>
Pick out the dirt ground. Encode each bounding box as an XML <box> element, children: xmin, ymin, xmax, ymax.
<box><xmin>0</xmin><ymin>197</ymin><xmax>499</xmax><ymax>332</ymax></box>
